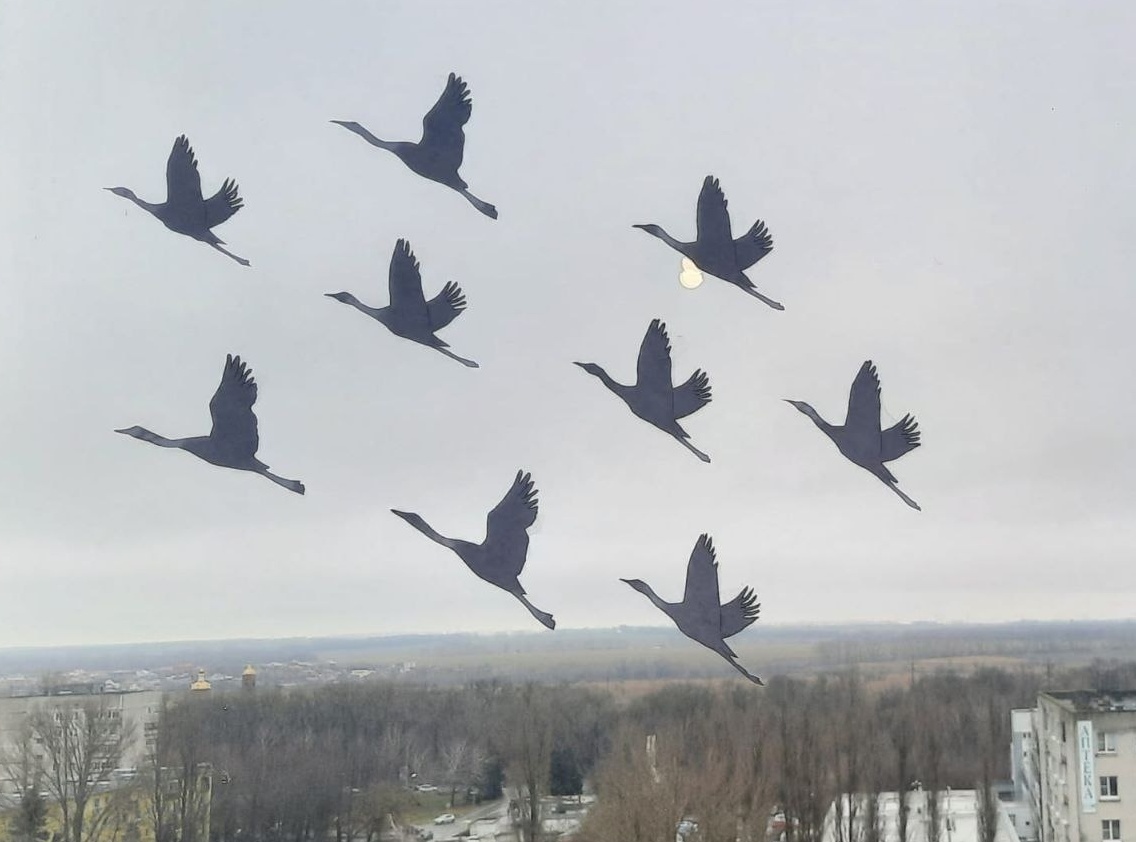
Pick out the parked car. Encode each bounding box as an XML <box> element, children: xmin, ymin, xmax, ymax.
<box><xmin>417</xmin><ymin>784</ymin><xmax>439</xmax><ymax>792</ymax></box>
<box><xmin>433</xmin><ymin>814</ymin><xmax>456</xmax><ymax>825</ymax></box>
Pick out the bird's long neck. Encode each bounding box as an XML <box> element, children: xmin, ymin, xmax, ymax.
<box><xmin>333</xmin><ymin>121</ymin><xmax>401</xmax><ymax>153</ymax></box>
<box><xmin>122</xmin><ymin>190</ymin><xmax>160</xmax><ymax>214</ymax></box>
<box><xmin>592</xmin><ymin>366</ymin><xmax>628</xmax><ymax>398</ymax></box>
<box><xmin>802</xmin><ymin>408</ymin><xmax>838</xmax><ymax>441</ymax></box>
<box><xmin>399</xmin><ymin>513</ymin><xmax>458</xmax><ymax>550</ymax></box>
<box><xmin>341</xmin><ymin>294</ymin><xmax>386</xmax><ymax>322</ymax></box>
<box><xmin>640</xmin><ymin>225</ymin><xmax>687</xmax><ymax>253</ymax></box>
<box><xmin>122</xmin><ymin>428</ymin><xmax>186</xmax><ymax>448</ymax></box>
<box><xmin>638</xmin><ymin>583</ymin><xmax>675</xmax><ymax>617</ymax></box>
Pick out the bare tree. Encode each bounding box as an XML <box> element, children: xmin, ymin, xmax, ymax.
<box><xmin>581</xmin><ymin>726</ymin><xmax>686</xmax><ymax>842</ymax></box>
<box><xmin>885</xmin><ymin>694</ymin><xmax>915</xmax><ymax>842</ymax></box>
<box><xmin>503</xmin><ymin>684</ymin><xmax>553</xmax><ymax>842</ymax></box>
<box><xmin>440</xmin><ymin>737</ymin><xmax>471</xmax><ymax>807</ymax></box>
<box><xmin>28</xmin><ymin>697</ymin><xmax>136</xmax><ymax>842</ymax></box>
<box><xmin>1</xmin><ymin>722</ymin><xmax>48</xmax><ymax>842</ymax></box>
<box><xmin>976</xmin><ymin>698</ymin><xmax>1001</xmax><ymax>842</ymax></box>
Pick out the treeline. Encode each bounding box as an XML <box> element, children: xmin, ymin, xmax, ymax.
<box><xmin>134</xmin><ymin>658</ymin><xmax>1136</xmax><ymax>842</ymax></box>
<box><xmin>151</xmin><ymin>681</ymin><xmax>614</xmax><ymax>842</ymax></box>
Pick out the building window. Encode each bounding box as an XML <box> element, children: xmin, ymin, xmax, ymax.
<box><xmin>1101</xmin><ymin>777</ymin><xmax>1120</xmax><ymax>799</ymax></box>
<box><xmin>1103</xmin><ymin>820</ymin><xmax>1121</xmax><ymax>841</ymax></box>
<box><xmin>1062</xmin><ymin>722</ymin><xmax>1067</xmax><ymax>743</ymax></box>
<box><xmin>1099</xmin><ymin>732</ymin><xmax>1118</xmax><ymax>754</ymax></box>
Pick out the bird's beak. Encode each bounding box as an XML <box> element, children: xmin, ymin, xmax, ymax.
<box><xmin>113</xmin><ymin>428</ymin><xmax>128</xmax><ymax>434</ymax></box>
<box><xmin>618</xmin><ymin>578</ymin><xmax>632</xmax><ymax>584</ymax></box>
<box><xmin>323</xmin><ymin>293</ymin><xmax>336</xmax><ymax>298</ymax></box>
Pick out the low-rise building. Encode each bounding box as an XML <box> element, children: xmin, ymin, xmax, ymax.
<box><xmin>821</xmin><ymin>789</ymin><xmax>1020</xmax><ymax>842</ymax></box>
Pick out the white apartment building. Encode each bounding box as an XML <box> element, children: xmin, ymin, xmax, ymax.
<box><xmin>1026</xmin><ymin>691</ymin><xmax>1136</xmax><ymax>842</ymax></box>
<box><xmin>1005</xmin><ymin>708</ymin><xmax>1041</xmax><ymax>842</ymax></box>
<box><xmin>0</xmin><ymin>687</ymin><xmax>163</xmax><ymax>796</ymax></box>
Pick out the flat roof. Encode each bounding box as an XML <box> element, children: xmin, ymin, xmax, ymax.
<box><xmin>1041</xmin><ymin>691</ymin><xmax>1136</xmax><ymax>713</ymax></box>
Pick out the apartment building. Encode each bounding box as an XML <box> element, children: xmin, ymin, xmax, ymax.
<box><xmin>1032</xmin><ymin>691</ymin><xmax>1136</xmax><ymax>842</ymax></box>
<box><xmin>0</xmin><ymin>686</ymin><xmax>163</xmax><ymax>796</ymax></box>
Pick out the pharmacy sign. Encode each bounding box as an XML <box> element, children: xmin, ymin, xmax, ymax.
<box><xmin>1078</xmin><ymin>720</ymin><xmax>1096</xmax><ymax>813</ymax></box>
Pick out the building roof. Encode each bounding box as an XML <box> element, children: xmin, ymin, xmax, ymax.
<box><xmin>1041</xmin><ymin>690</ymin><xmax>1136</xmax><ymax>713</ymax></box>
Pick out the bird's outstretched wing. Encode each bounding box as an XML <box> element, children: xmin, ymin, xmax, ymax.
<box><xmin>636</xmin><ymin>319</ymin><xmax>675</xmax><ymax>398</ymax></box>
<box><xmin>388</xmin><ymin>239</ymin><xmax>431</xmax><ymax>326</ymax></box>
<box><xmin>672</xmin><ymin>369</ymin><xmax>711</xmax><ymax>419</ymax></box>
<box><xmin>719</xmin><ymin>587</ymin><xmax>760</xmax><ymax>639</ymax></box>
<box><xmin>733</xmin><ymin>219</ymin><xmax>773</xmax><ymax>270</ymax></box>
<box><xmin>166</xmin><ymin>135</ymin><xmax>204</xmax><ymax>206</ymax></box>
<box><xmin>881</xmin><ymin>414</ymin><xmax>921</xmax><ymax>462</ymax></box>
<box><xmin>483</xmin><ymin>471</ymin><xmax>539</xmax><ymax>579</ymax></box>
<box><xmin>427</xmin><ymin>281</ymin><xmax>468</xmax><ymax>331</ymax></box>
<box><xmin>205</xmin><ymin>178</ymin><xmax>244</xmax><ymax>228</ymax></box>
<box><xmin>845</xmin><ymin>360</ymin><xmax>883</xmax><ymax>437</ymax></box>
<box><xmin>420</xmin><ymin>72</ymin><xmax>471</xmax><ymax>172</ymax></box>
<box><xmin>682</xmin><ymin>534</ymin><xmax>722</xmax><ymax>620</ymax></box>
<box><xmin>695</xmin><ymin>176</ymin><xmax>734</xmax><ymax>253</ymax></box>
<box><xmin>208</xmin><ymin>354</ymin><xmax>259</xmax><ymax>459</ymax></box>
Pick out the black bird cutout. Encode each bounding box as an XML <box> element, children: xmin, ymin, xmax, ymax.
<box><xmin>786</xmin><ymin>360</ymin><xmax>922</xmax><ymax>510</ymax></box>
<box><xmin>115</xmin><ymin>354</ymin><xmax>304</xmax><ymax>494</ymax></box>
<box><xmin>575</xmin><ymin>319</ymin><xmax>712</xmax><ymax>462</ymax></box>
<box><xmin>325</xmin><ymin>239</ymin><xmax>477</xmax><ymax>368</ymax></box>
<box><xmin>105</xmin><ymin>135</ymin><xmax>249</xmax><ymax>266</ymax></box>
<box><xmin>634</xmin><ymin>176</ymin><xmax>779</xmax><ymax>309</ymax></box>
<box><xmin>332</xmin><ymin>73</ymin><xmax>497</xmax><ymax>219</ymax></box>
<box><xmin>622</xmin><ymin>534</ymin><xmax>763</xmax><ymax>685</ymax></box>
<box><xmin>391</xmin><ymin>471</ymin><xmax>554</xmax><ymax>629</ymax></box>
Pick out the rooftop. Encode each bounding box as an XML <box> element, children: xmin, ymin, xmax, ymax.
<box><xmin>1041</xmin><ymin>690</ymin><xmax>1136</xmax><ymax>714</ymax></box>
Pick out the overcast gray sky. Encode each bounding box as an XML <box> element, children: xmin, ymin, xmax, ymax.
<box><xmin>1</xmin><ymin>2</ymin><xmax>1134</xmax><ymax>647</ymax></box>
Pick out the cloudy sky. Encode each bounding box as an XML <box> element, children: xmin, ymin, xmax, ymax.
<box><xmin>1</xmin><ymin>2</ymin><xmax>1134</xmax><ymax>648</ymax></box>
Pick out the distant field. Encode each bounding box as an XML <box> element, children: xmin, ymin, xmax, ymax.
<box><xmin>3</xmin><ymin>621</ymin><xmax>1135</xmax><ymax>686</ymax></box>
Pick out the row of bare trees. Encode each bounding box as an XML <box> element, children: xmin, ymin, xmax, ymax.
<box><xmin>135</xmin><ymin>681</ymin><xmax>612</xmax><ymax>842</ymax></box>
<box><xmin>579</xmin><ymin>666</ymin><xmax>1048</xmax><ymax>842</ymax></box>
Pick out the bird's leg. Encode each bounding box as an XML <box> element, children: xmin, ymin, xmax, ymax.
<box><xmin>260</xmin><ymin>469</ymin><xmax>305</xmax><ymax>495</ymax></box>
<box><xmin>459</xmin><ymin>189</ymin><xmax>498</xmax><ymax>220</ymax></box>
<box><xmin>884</xmin><ymin>481</ymin><xmax>921</xmax><ymax>511</ymax></box>
<box><xmin>675</xmin><ymin>436</ymin><xmax>711</xmax><ymax>463</ymax></box>
<box><xmin>515</xmin><ymin>594</ymin><xmax>555</xmax><ymax>630</ymax></box>
<box><xmin>724</xmin><ymin>655</ymin><xmax>764</xmax><ymax>685</ymax></box>
<box><xmin>209</xmin><ymin>242</ymin><xmax>251</xmax><ymax>267</ymax></box>
<box><xmin>435</xmin><ymin>347</ymin><xmax>480</xmax><ymax>368</ymax></box>
<box><xmin>740</xmin><ymin>285</ymin><xmax>784</xmax><ymax>311</ymax></box>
